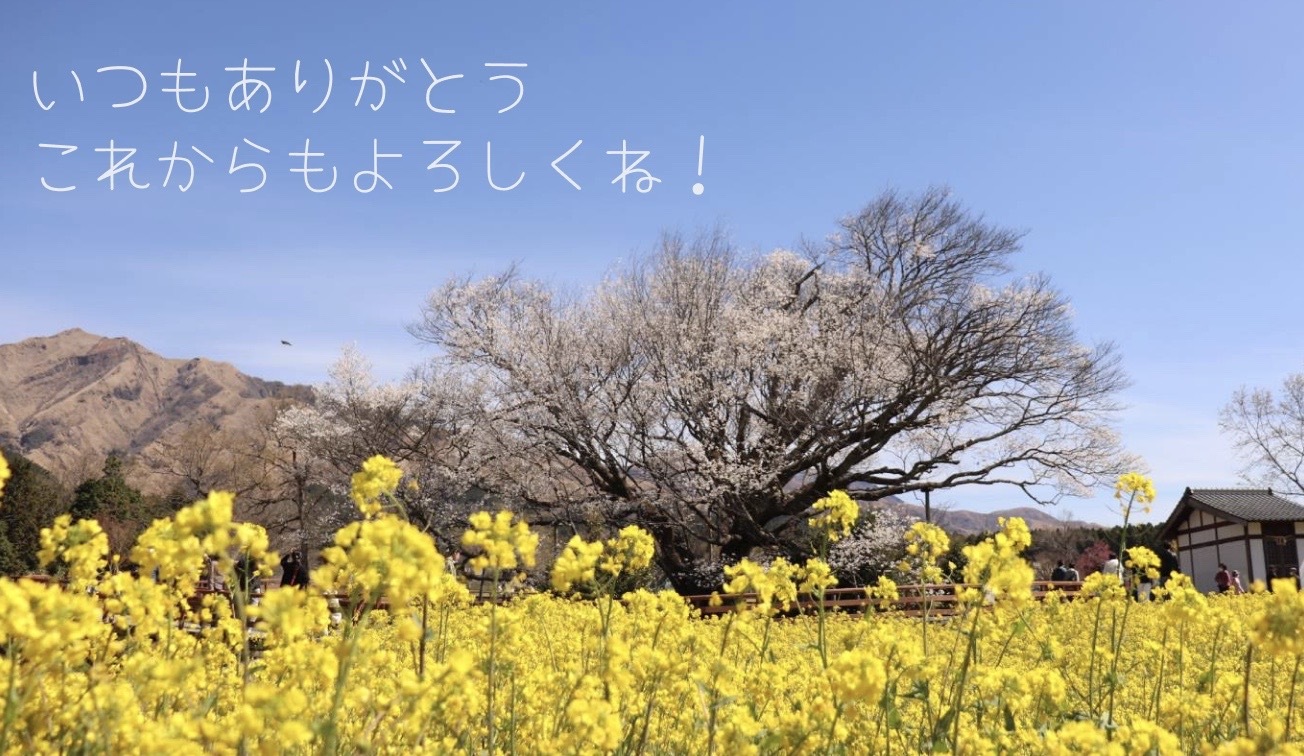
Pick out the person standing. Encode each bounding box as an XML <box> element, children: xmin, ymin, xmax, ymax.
<box><xmin>1158</xmin><ymin>543</ymin><xmax>1181</xmax><ymax>585</ymax></box>
<box><xmin>1051</xmin><ymin>560</ymin><xmax>1069</xmax><ymax>582</ymax></box>
<box><xmin>293</xmin><ymin>551</ymin><xmax>310</xmax><ymax>587</ymax></box>
<box><xmin>202</xmin><ymin>554</ymin><xmax>225</xmax><ymax>591</ymax></box>
<box><xmin>1214</xmin><ymin>563</ymin><xmax>1232</xmax><ymax>594</ymax></box>
<box><xmin>1101</xmin><ymin>552</ymin><xmax>1122</xmax><ymax>579</ymax></box>
<box><xmin>280</xmin><ymin>550</ymin><xmax>310</xmax><ymax>588</ymax></box>
<box><xmin>1137</xmin><ymin>570</ymin><xmax>1154</xmax><ymax>602</ymax></box>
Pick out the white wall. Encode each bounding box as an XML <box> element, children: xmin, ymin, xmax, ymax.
<box><xmin>1188</xmin><ymin>546</ymin><xmax>1223</xmax><ymax>593</ymax></box>
<box><xmin>1251</xmin><ymin>532</ymin><xmax>1267</xmax><ymax>586</ymax></box>
<box><xmin>1178</xmin><ymin>508</ymin><xmax>1249</xmax><ymax>593</ymax></box>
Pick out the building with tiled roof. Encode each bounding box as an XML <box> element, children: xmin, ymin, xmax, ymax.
<box><xmin>1158</xmin><ymin>488</ymin><xmax>1304</xmax><ymax>593</ymax></box>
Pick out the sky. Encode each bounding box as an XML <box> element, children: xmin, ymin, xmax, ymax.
<box><xmin>2</xmin><ymin>2</ymin><xmax>1303</xmax><ymax>527</ymax></box>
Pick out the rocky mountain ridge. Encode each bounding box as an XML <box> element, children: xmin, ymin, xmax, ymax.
<box><xmin>0</xmin><ymin>329</ymin><xmax>309</xmax><ymax>490</ymax></box>
<box><xmin>884</xmin><ymin>501</ymin><xmax>1099</xmax><ymax>534</ymax></box>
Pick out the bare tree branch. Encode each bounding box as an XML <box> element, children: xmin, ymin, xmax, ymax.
<box><xmin>1221</xmin><ymin>372</ymin><xmax>1304</xmax><ymax>497</ymax></box>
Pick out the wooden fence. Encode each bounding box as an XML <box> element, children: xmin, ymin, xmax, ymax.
<box><xmin>681</xmin><ymin>580</ymin><xmax>1085</xmax><ymax>618</ymax></box>
<box><xmin>22</xmin><ymin>573</ymin><xmax>1085</xmax><ymax>624</ymax></box>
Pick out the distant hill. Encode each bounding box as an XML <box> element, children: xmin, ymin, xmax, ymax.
<box><xmin>880</xmin><ymin>499</ymin><xmax>1099</xmax><ymax>535</ymax></box>
<box><xmin>0</xmin><ymin>329</ymin><xmax>310</xmax><ymax>491</ymax></box>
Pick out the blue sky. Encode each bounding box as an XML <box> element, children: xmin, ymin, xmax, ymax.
<box><xmin>3</xmin><ymin>2</ymin><xmax>1303</xmax><ymax>525</ymax></box>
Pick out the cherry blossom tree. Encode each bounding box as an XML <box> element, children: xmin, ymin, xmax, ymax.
<box><xmin>827</xmin><ymin>505</ymin><xmax>918</xmax><ymax>587</ymax></box>
<box><xmin>401</xmin><ymin>187</ymin><xmax>1131</xmax><ymax>590</ymax></box>
<box><xmin>273</xmin><ymin>346</ymin><xmax>488</xmax><ymax>554</ymax></box>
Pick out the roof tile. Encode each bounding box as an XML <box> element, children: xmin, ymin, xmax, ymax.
<box><xmin>1187</xmin><ymin>489</ymin><xmax>1304</xmax><ymax>522</ymax></box>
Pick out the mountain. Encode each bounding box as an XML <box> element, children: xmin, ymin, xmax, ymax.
<box><xmin>881</xmin><ymin>499</ymin><xmax>1099</xmax><ymax>535</ymax></box>
<box><xmin>0</xmin><ymin>329</ymin><xmax>310</xmax><ymax>491</ymax></box>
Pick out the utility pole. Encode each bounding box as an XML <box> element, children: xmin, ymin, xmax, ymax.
<box><xmin>924</xmin><ymin>488</ymin><xmax>932</xmax><ymax>524</ymax></box>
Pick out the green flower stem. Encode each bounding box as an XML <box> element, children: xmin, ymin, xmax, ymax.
<box><xmin>486</xmin><ymin>567</ymin><xmax>501</xmax><ymax>755</ymax></box>
<box><xmin>322</xmin><ymin>610</ymin><xmax>365</xmax><ymax>755</ymax></box>
<box><xmin>1106</xmin><ymin>600</ymin><xmax>1135</xmax><ymax>733</ymax></box>
<box><xmin>949</xmin><ymin>608</ymin><xmax>983</xmax><ymax>750</ymax></box>
<box><xmin>1150</xmin><ymin>625</ymin><xmax>1169</xmax><ymax>720</ymax></box>
<box><xmin>1287</xmin><ymin>654</ymin><xmax>1301</xmax><ymax>739</ymax></box>
<box><xmin>824</xmin><ymin>703</ymin><xmax>843</xmax><ymax>754</ymax></box>
<box><xmin>1242</xmin><ymin>644</ymin><xmax>1254</xmax><ymax>735</ymax></box>
<box><xmin>705</xmin><ymin>613</ymin><xmax>736</xmax><ymax>756</ymax></box>
<box><xmin>418</xmin><ymin>596</ymin><xmax>429</xmax><ymax>680</ymax></box>
<box><xmin>0</xmin><ymin>640</ymin><xmax>18</xmax><ymax>754</ymax></box>
<box><xmin>1086</xmin><ymin>598</ymin><xmax>1104</xmax><ymax>716</ymax></box>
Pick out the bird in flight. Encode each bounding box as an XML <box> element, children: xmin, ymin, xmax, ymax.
<box><xmin>281</xmin><ymin>340</ymin><xmax>292</xmax><ymax>346</ymax></box>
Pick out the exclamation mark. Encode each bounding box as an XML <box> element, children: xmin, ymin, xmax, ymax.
<box><xmin>692</xmin><ymin>135</ymin><xmax>705</xmax><ymax>196</ymax></box>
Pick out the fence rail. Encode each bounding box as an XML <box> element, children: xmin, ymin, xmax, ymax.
<box><xmin>21</xmin><ymin>573</ymin><xmax>1085</xmax><ymax>622</ymax></box>
<box><xmin>680</xmin><ymin>580</ymin><xmax>1085</xmax><ymax>618</ymax></box>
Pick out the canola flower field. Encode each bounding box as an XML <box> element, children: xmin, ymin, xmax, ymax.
<box><xmin>2</xmin><ymin>452</ymin><xmax>1304</xmax><ymax>754</ymax></box>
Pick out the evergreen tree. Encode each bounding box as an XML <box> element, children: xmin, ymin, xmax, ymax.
<box><xmin>0</xmin><ymin>522</ymin><xmax>21</xmax><ymax>576</ymax></box>
<box><xmin>0</xmin><ymin>449</ymin><xmax>70</xmax><ymax>575</ymax></box>
<box><xmin>71</xmin><ymin>454</ymin><xmax>143</xmax><ymax>521</ymax></box>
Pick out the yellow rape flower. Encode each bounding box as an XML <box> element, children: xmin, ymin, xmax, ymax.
<box><xmin>827</xmin><ymin>648</ymin><xmax>887</xmax><ymax>703</ymax></box>
<box><xmin>6</xmin><ymin>445</ymin><xmax>1304</xmax><ymax>754</ymax></box>
<box><xmin>551</xmin><ymin>535</ymin><xmax>604</xmax><ymax>593</ymax></box>
<box><xmin>0</xmin><ymin>577</ymin><xmax>107</xmax><ymax>666</ymax></box>
<box><xmin>961</xmin><ymin>518</ymin><xmax>1034</xmax><ymax>605</ymax></box>
<box><xmin>1080</xmin><ymin>570</ymin><xmax>1128</xmax><ymax>602</ymax></box>
<box><xmin>800</xmin><ymin>557</ymin><xmax>838</xmax><ymax>594</ymax></box>
<box><xmin>1041</xmin><ymin>720</ymin><xmax>1122</xmax><ymax>755</ymax></box>
<box><xmin>556</xmin><ymin>525</ymin><xmax>658</xmax><ymax>589</ymax></box>
<box><xmin>808</xmin><ymin>490</ymin><xmax>859</xmax><ymax>542</ymax></box>
<box><xmin>1248</xmin><ymin>578</ymin><xmax>1304</xmax><ymax>659</ymax></box>
<box><xmin>38</xmin><ymin>514</ymin><xmax>109</xmax><ymax>588</ymax></box>
<box><xmin>903</xmin><ymin>521</ymin><xmax>951</xmax><ymax>583</ymax></box>
<box><xmin>1114</xmin><ymin>471</ymin><xmax>1156</xmax><ymax>514</ymax></box>
<box><xmin>174</xmin><ymin>490</ymin><xmax>235</xmax><ymax>542</ymax></box>
<box><xmin>1124</xmin><ymin>545</ymin><xmax>1161</xmax><ymax>583</ymax></box>
<box><xmin>559</xmin><ymin>677</ymin><xmax>623</xmax><ymax>752</ymax></box>
<box><xmin>723</xmin><ymin>557</ymin><xmax>802</xmax><ymax>614</ymax></box>
<box><xmin>867</xmin><ymin>574</ymin><xmax>900</xmax><ymax>611</ymax></box>
<box><xmin>350</xmin><ymin>454</ymin><xmax>403</xmax><ymax>518</ymax></box>
<box><xmin>250</xmin><ymin>586</ymin><xmax>331</xmax><ymax>643</ymax></box>
<box><xmin>314</xmin><ymin>514</ymin><xmax>463</xmax><ymax>610</ymax></box>
<box><xmin>460</xmin><ymin>510</ymin><xmax>539</xmax><ymax>573</ymax></box>
<box><xmin>601</xmin><ymin>525</ymin><xmax>656</xmax><ymax>576</ymax></box>
<box><xmin>1154</xmin><ymin>572</ymin><xmax>1206</xmax><ymax>622</ymax></box>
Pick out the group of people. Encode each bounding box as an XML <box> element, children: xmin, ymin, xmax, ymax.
<box><xmin>1215</xmin><ymin>563</ymin><xmax>1302</xmax><ymax>594</ymax></box>
<box><xmin>1055</xmin><ymin>552</ymin><xmax>1304</xmax><ymax>597</ymax></box>
<box><xmin>1050</xmin><ymin>543</ymin><xmax>1184</xmax><ymax>601</ymax></box>
<box><xmin>197</xmin><ymin>549</ymin><xmax>311</xmax><ymax>594</ymax></box>
<box><xmin>279</xmin><ymin>549</ymin><xmax>311</xmax><ymax>588</ymax></box>
<box><xmin>1049</xmin><ymin>561</ymin><xmax>1081</xmax><ymax>581</ymax></box>
<box><xmin>199</xmin><ymin>554</ymin><xmax>260</xmax><ymax>593</ymax></box>
<box><xmin>1213</xmin><ymin>563</ymin><xmax>1245</xmax><ymax>594</ymax></box>
<box><xmin>1267</xmin><ymin>565</ymin><xmax>1302</xmax><ymax>590</ymax></box>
